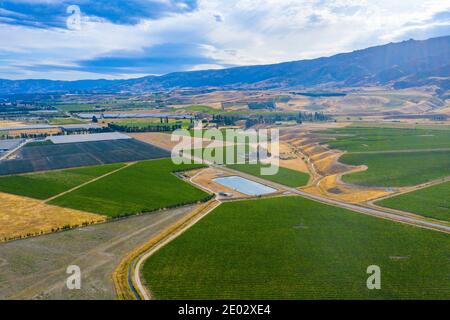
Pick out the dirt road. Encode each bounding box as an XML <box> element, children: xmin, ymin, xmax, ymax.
<box><xmin>131</xmin><ymin>200</ymin><xmax>222</xmax><ymax>300</ymax></box>
<box><xmin>130</xmin><ymin>164</ymin><xmax>450</xmax><ymax>300</ymax></box>
<box><xmin>0</xmin><ymin>205</ymin><xmax>196</xmax><ymax>300</ymax></box>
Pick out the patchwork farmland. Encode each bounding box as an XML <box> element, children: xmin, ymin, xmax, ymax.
<box><xmin>0</xmin><ymin>138</ymin><xmax>170</xmax><ymax>175</ymax></box>
<box><xmin>142</xmin><ymin>197</ymin><xmax>450</xmax><ymax>299</ymax></box>
<box><xmin>0</xmin><ymin>118</ymin><xmax>449</xmax><ymax>302</ymax></box>
<box><xmin>0</xmin><ymin>155</ymin><xmax>210</xmax><ymax>240</ymax></box>
<box><xmin>49</xmin><ymin>159</ymin><xmax>211</xmax><ymax>217</ymax></box>
<box><xmin>111</xmin><ymin>118</ymin><xmax>192</xmax><ymax>129</ymax></box>
<box><xmin>0</xmin><ymin>205</ymin><xmax>197</xmax><ymax>300</ymax></box>
<box><xmin>318</xmin><ymin>127</ymin><xmax>450</xmax><ymax>187</ymax></box>
<box><xmin>323</xmin><ymin>127</ymin><xmax>450</xmax><ymax>152</ymax></box>
<box><xmin>0</xmin><ymin>163</ymin><xmax>124</xmax><ymax>199</ymax></box>
<box><xmin>1</xmin><ymin>27</ymin><xmax>450</xmax><ymax>304</ymax></box>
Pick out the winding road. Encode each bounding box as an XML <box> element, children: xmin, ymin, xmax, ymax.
<box><xmin>127</xmin><ymin>143</ymin><xmax>450</xmax><ymax>300</ymax></box>
<box><xmin>219</xmin><ymin>166</ymin><xmax>450</xmax><ymax>233</ymax></box>
<box><xmin>128</xmin><ymin>164</ymin><xmax>450</xmax><ymax>300</ymax></box>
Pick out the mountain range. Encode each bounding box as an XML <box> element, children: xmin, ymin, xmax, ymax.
<box><xmin>0</xmin><ymin>35</ymin><xmax>449</xmax><ymax>95</ymax></box>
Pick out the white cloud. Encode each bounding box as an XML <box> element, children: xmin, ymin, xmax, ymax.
<box><xmin>0</xmin><ymin>0</ymin><xmax>449</xmax><ymax>80</ymax></box>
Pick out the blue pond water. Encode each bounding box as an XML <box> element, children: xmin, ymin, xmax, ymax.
<box><xmin>213</xmin><ymin>176</ymin><xmax>276</xmax><ymax>196</ymax></box>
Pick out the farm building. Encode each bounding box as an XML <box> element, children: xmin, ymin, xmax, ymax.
<box><xmin>46</xmin><ymin>132</ymin><xmax>131</xmax><ymax>144</ymax></box>
<box><xmin>60</xmin><ymin>124</ymin><xmax>102</xmax><ymax>134</ymax></box>
<box><xmin>0</xmin><ymin>138</ymin><xmax>170</xmax><ymax>175</ymax></box>
<box><xmin>75</xmin><ymin>113</ymin><xmax>194</xmax><ymax>120</ymax></box>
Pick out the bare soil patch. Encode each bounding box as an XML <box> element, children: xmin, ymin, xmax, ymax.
<box><xmin>0</xmin><ymin>205</ymin><xmax>196</xmax><ymax>300</ymax></box>
<box><xmin>129</xmin><ymin>132</ymin><xmax>237</xmax><ymax>151</ymax></box>
<box><xmin>280</xmin><ymin>124</ymin><xmax>392</xmax><ymax>203</ymax></box>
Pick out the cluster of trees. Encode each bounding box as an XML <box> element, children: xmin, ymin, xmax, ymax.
<box><xmin>297</xmin><ymin>111</ymin><xmax>330</xmax><ymax>122</ymax></box>
<box><xmin>108</xmin><ymin>122</ymin><xmax>183</xmax><ymax>133</ymax></box>
<box><xmin>0</xmin><ymin>102</ymin><xmax>53</xmax><ymax>115</ymax></box>
<box><xmin>1</xmin><ymin>220</ymin><xmax>98</xmax><ymax>243</ymax></box>
<box><xmin>211</xmin><ymin>114</ymin><xmax>242</xmax><ymax>126</ymax></box>
<box><xmin>63</xmin><ymin>127</ymin><xmax>107</xmax><ymax>134</ymax></box>
<box><xmin>211</xmin><ymin>111</ymin><xmax>331</xmax><ymax>127</ymax></box>
<box><xmin>245</xmin><ymin>112</ymin><xmax>331</xmax><ymax>127</ymax></box>
<box><xmin>0</xmin><ymin>109</ymin><xmax>32</xmax><ymax>115</ymax></box>
<box><xmin>291</xmin><ymin>92</ymin><xmax>346</xmax><ymax>97</ymax></box>
<box><xmin>248</xmin><ymin>101</ymin><xmax>276</xmax><ymax>110</ymax></box>
<box><xmin>2</xmin><ymin>133</ymin><xmax>50</xmax><ymax>139</ymax></box>
<box><xmin>1</xmin><ymin>127</ymin><xmax>108</xmax><ymax>139</ymax></box>
<box><xmin>431</xmin><ymin>114</ymin><xmax>448</xmax><ymax>121</ymax></box>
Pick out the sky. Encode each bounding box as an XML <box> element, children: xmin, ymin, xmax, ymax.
<box><xmin>0</xmin><ymin>0</ymin><xmax>449</xmax><ymax>80</ymax></box>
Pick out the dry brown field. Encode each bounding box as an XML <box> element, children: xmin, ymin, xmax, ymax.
<box><xmin>0</xmin><ymin>192</ymin><xmax>106</xmax><ymax>242</ymax></box>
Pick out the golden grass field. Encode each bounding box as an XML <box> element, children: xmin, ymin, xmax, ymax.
<box><xmin>0</xmin><ymin>192</ymin><xmax>106</xmax><ymax>242</ymax></box>
<box><xmin>277</xmin><ymin>142</ymin><xmax>309</xmax><ymax>173</ymax></box>
<box><xmin>0</xmin><ymin>120</ymin><xmax>28</xmax><ymax>126</ymax></box>
<box><xmin>303</xmin><ymin>173</ymin><xmax>392</xmax><ymax>204</ymax></box>
<box><xmin>8</xmin><ymin>128</ymin><xmax>62</xmax><ymax>137</ymax></box>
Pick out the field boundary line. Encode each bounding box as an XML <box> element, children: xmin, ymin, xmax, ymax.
<box><xmin>219</xmin><ymin>166</ymin><xmax>450</xmax><ymax>234</ymax></box>
<box><xmin>177</xmin><ymin>148</ymin><xmax>450</xmax><ymax>234</ymax></box>
<box><xmin>187</xmin><ymin>168</ymin><xmax>218</xmax><ymax>195</ymax></box>
<box><xmin>113</xmin><ymin>199</ymin><xmax>221</xmax><ymax>300</ymax></box>
<box><xmin>44</xmin><ymin>162</ymin><xmax>136</xmax><ymax>203</ymax></box>
<box><xmin>346</xmin><ymin>148</ymin><xmax>450</xmax><ymax>155</ymax></box>
<box><xmin>0</xmin><ymin>139</ymin><xmax>30</xmax><ymax>160</ymax></box>
<box><xmin>366</xmin><ymin>175</ymin><xmax>450</xmax><ymax>203</ymax></box>
<box><xmin>362</xmin><ymin>202</ymin><xmax>450</xmax><ymax>228</ymax></box>
<box><xmin>8</xmin><ymin>206</ymin><xmax>191</xmax><ymax>299</ymax></box>
<box><xmin>133</xmin><ymin>199</ymin><xmax>221</xmax><ymax>300</ymax></box>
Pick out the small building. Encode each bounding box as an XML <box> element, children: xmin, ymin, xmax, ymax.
<box><xmin>60</xmin><ymin>124</ymin><xmax>103</xmax><ymax>134</ymax></box>
<box><xmin>45</xmin><ymin>132</ymin><xmax>131</xmax><ymax>144</ymax></box>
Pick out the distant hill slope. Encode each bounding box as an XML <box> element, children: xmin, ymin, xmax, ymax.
<box><xmin>1</xmin><ymin>36</ymin><xmax>449</xmax><ymax>94</ymax></box>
